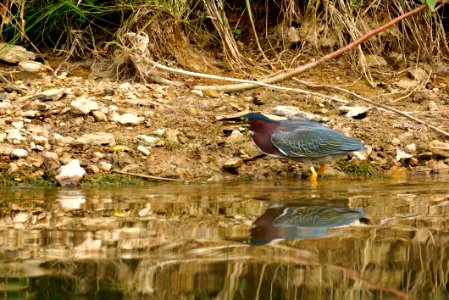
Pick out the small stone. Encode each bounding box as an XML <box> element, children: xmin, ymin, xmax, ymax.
<box><xmin>11</xmin><ymin>121</ymin><xmax>24</xmax><ymax>129</ymax></box>
<box><xmin>13</xmin><ymin>212</ymin><xmax>30</xmax><ymax>223</ymax></box>
<box><xmin>190</xmin><ymin>90</ymin><xmax>203</xmax><ymax>97</ymax></box>
<box><xmin>227</xmin><ymin>130</ymin><xmax>245</xmax><ymax>142</ymax></box>
<box><xmin>43</xmin><ymin>151</ymin><xmax>59</xmax><ymax>160</ymax></box>
<box><xmin>223</xmin><ymin>157</ymin><xmax>244</xmax><ymax>174</ymax></box>
<box><xmin>137</xmin><ymin>145</ymin><xmax>150</xmax><ymax>156</ymax></box>
<box><xmin>6</xmin><ymin>129</ymin><xmax>26</xmax><ymax>144</ymax></box>
<box><xmin>0</xmin><ymin>143</ymin><xmax>13</xmax><ymax>155</ymax></box>
<box><xmin>31</xmin><ymin>135</ymin><xmax>48</xmax><ymax>145</ymax></box>
<box><xmin>119</xmin><ymin>82</ymin><xmax>131</xmax><ymax>90</ymax></box>
<box><xmin>154</xmin><ymin>128</ymin><xmax>166</xmax><ymax>137</ymax></box>
<box><xmin>19</xmin><ymin>61</ymin><xmax>45</xmax><ymax>73</ymax></box>
<box><xmin>0</xmin><ymin>43</ymin><xmax>36</xmax><ymax>64</ymax></box>
<box><xmin>92</xmin><ymin>110</ymin><xmax>108</xmax><ymax>122</ymax></box>
<box><xmin>405</xmin><ymin>143</ymin><xmax>416</xmax><ymax>154</ymax></box>
<box><xmin>391</xmin><ymin>138</ymin><xmax>401</xmax><ymax>146</ymax></box>
<box><xmin>32</xmin><ymin>88</ymin><xmax>65</xmax><ymax>101</ymax></box>
<box><xmin>110</xmin><ymin>112</ymin><xmax>144</xmax><ymax>125</ymax></box>
<box><xmin>395</xmin><ymin>78</ymin><xmax>419</xmax><ymax>90</ymax></box>
<box><xmin>203</xmin><ymin>89</ymin><xmax>221</xmax><ymax>98</ymax></box>
<box><xmin>53</xmin><ymin>133</ymin><xmax>75</xmax><ymax>146</ymax></box>
<box><xmin>86</xmin><ymin>165</ymin><xmax>100</xmax><ymax>174</ymax></box>
<box><xmin>70</xmin><ymin>96</ymin><xmax>99</xmax><ymax>115</ymax></box>
<box><xmin>11</xmin><ymin>148</ymin><xmax>29</xmax><ymax>158</ymax></box>
<box><xmin>271</xmin><ymin>106</ymin><xmax>323</xmax><ymax>122</ymax></box>
<box><xmin>55</xmin><ymin>159</ymin><xmax>86</xmax><ymax>186</ymax></box>
<box><xmin>338</xmin><ymin>105</ymin><xmax>370</xmax><ymax>119</ymax></box>
<box><xmin>136</xmin><ymin>135</ymin><xmax>159</xmax><ymax>146</ymax></box>
<box><xmin>99</xmin><ymin>161</ymin><xmax>112</xmax><ymax>172</ymax></box>
<box><xmin>165</xmin><ymin>129</ymin><xmax>179</xmax><ymax>144</ymax></box>
<box><xmin>396</xmin><ymin>149</ymin><xmax>413</xmax><ymax>161</ymax></box>
<box><xmin>429</xmin><ymin>140</ymin><xmax>449</xmax><ymax>158</ymax></box>
<box><xmin>74</xmin><ymin>132</ymin><xmax>115</xmax><ymax>146</ymax></box>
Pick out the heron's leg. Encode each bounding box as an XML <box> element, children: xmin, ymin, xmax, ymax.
<box><xmin>309</xmin><ymin>165</ymin><xmax>318</xmax><ymax>181</ymax></box>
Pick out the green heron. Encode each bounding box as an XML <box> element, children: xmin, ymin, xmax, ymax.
<box><xmin>222</xmin><ymin>112</ymin><xmax>366</xmax><ymax>180</ymax></box>
<box><xmin>250</xmin><ymin>202</ymin><xmax>366</xmax><ymax>245</ymax></box>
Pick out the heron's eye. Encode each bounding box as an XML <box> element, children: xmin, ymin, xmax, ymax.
<box><xmin>242</xmin><ymin>117</ymin><xmax>248</xmax><ymax>122</ymax></box>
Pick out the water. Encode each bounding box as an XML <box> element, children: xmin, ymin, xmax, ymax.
<box><xmin>1</xmin><ymin>176</ymin><xmax>449</xmax><ymax>299</ymax></box>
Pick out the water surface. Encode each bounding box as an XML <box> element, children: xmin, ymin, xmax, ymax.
<box><xmin>1</xmin><ymin>176</ymin><xmax>448</xmax><ymax>299</ymax></box>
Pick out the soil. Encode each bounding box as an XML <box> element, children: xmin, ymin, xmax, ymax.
<box><xmin>1</xmin><ymin>57</ymin><xmax>449</xmax><ymax>185</ymax></box>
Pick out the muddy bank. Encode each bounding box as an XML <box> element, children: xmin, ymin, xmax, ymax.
<box><xmin>1</xmin><ymin>59</ymin><xmax>449</xmax><ymax>186</ymax></box>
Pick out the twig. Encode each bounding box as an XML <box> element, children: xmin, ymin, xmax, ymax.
<box><xmin>188</xmin><ymin>4</ymin><xmax>429</xmax><ymax>93</ymax></box>
<box><xmin>112</xmin><ymin>170</ymin><xmax>183</xmax><ymax>182</ymax></box>
<box><xmin>293</xmin><ymin>79</ymin><xmax>449</xmax><ymax>138</ymax></box>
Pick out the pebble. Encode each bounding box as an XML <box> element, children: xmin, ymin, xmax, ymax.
<box><xmin>74</xmin><ymin>132</ymin><xmax>116</xmax><ymax>146</ymax></box>
<box><xmin>70</xmin><ymin>96</ymin><xmax>99</xmax><ymax>115</ymax></box>
<box><xmin>137</xmin><ymin>145</ymin><xmax>150</xmax><ymax>156</ymax></box>
<box><xmin>110</xmin><ymin>112</ymin><xmax>144</xmax><ymax>125</ymax></box>
<box><xmin>55</xmin><ymin>159</ymin><xmax>86</xmax><ymax>186</ymax></box>
<box><xmin>429</xmin><ymin>140</ymin><xmax>449</xmax><ymax>158</ymax></box>
<box><xmin>11</xmin><ymin>148</ymin><xmax>28</xmax><ymax>158</ymax></box>
<box><xmin>136</xmin><ymin>135</ymin><xmax>159</xmax><ymax>146</ymax></box>
<box><xmin>32</xmin><ymin>88</ymin><xmax>65</xmax><ymax>101</ymax></box>
<box><xmin>223</xmin><ymin>157</ymin><xmax>244</xmax><ymax>173</ymax></box>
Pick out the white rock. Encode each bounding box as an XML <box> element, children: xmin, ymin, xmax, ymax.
<box><xmin>31</xmin><ymin>135</ymin><xmax>48</xmax><ymax>145</ymax></box>
<box><xmin>11</xmin><ymin>148</ymin><xmax>28</xmax><ymax>158</ymax></box>
<box><xmin>19</xmin><ymin>60</ymin><xmax>45</xmax><ymax>72</ymax></box>
<box><xmin>110</xmin><ymin>112</ymin><xmax>144</xmax><ymax>125</ymax></box>
<box><xmin>136</xmin><ymin>135</ymin><xmax>159</xmax><ymax>146</ymax></box>
<box><xmin>0</xmin><ymin>43</ymin><xmax>36</xmax><ymax>64</ymax></box>
<box><xmin>119</xmin><ymin>82</ymin><xmax>131</xmax><ymax>90</ymax></box>
<box><xmin>396</xmin><ymin>149</ymin><xmax>413</xmax><ymax>161</ymax></box>
<box><xmin>137</xmin><ymin>145</ymin><xmax>150</xmax><ymax>156</ymax></box>
<box><xmin>0</xmin><ymin>133</ymin><xmax>6</xmax><ymax>142</ymax></box>
<box><xmin>338</xmin><ymin>105</ymin><xmax>370</xmax><ymax>118</ymax></box>
<box><xmin>429</xmin><ymin>140</ymin><xmax>449</xmax><ymax>158</ymax></box>
<box><xmin>227</xmin><ymin>130</ymin><xmax>244</xmax><ymax>142</ymax></box>
<box><xmin>55</xmin><ymin>159</ymin><xmax>86</xmax><ymax>186</ymax></box>
<box><xmin>153</xmin><ymin>128</ymin><xmax>166</xmax><ymax>137</ymax></box>
<box><xmin>13</xmin><ymin>212</ymin><xmax>30</xmax><ymax>223</ymax></box>
<box><xmin>53</xmin><ymin>133</ymin><xmax>75</xmax><ymax>146</ymax></box>
<box><xmin>6</xmin><ymin>129</ymin><xmax>26</xmax><ymax>144</ymax></box>
<box><xmin>12</xmin><ymin>121</ymin><xmax>24</xmax><ymax>129</ymax></box>
<box><xmin>70</xmin><ymin>96</ymin><xmax>99</xmax><ymax>115</ymax></box>
<box><xmin>405</xmin><ymin>143</ymin><xmax>416</xmax><ymax>153</ymax></box>
<box><xmin>74</xmin><ymin>132</ymin><xmax>115</xmax><ymax>146</ymax></box>
<box><xmin>99</xmin><ymin>161</ymin><xmax>112</xmax><ymax>172</ymax></box>
<box><xmin>0</xmin><ymin>143</ymin><xmax>13</xmax><ymax>155</ymax></box>
<box><xmin>271</xmin><ymin>106</ymin><xmax>324</xmax><ymax>122</ymax></box>
<box><xmin>43</xmin><ymin>151</ymin><xmax>59</xmax><ymax>160</ymax></box>
<box><xmin>191</xmin><ymin>90</ymin><xmax>203</xmax><ymax>97</ymax></box>
<box><xmin>32</xmin><ymin>88</ymin><xmax>65</xmax><ymax>101</ymax></box>
<box><xmin>391</xmin><ymin>138</ymin><xmax>401</xmax><ymax>146</ymax></box>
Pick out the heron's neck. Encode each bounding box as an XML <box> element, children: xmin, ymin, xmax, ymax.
<box><xmin>249</xmin><ymin>120</ymin><xmax>281</xmax><ymax>156</ymax></box>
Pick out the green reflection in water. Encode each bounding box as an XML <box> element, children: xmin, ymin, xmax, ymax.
<box><xmin>0</xmin><ymin>176</ymin><xmax>448</xmax><ymax>299</ymax></box>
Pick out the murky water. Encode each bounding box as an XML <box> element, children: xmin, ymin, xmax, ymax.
<box><xmin>1</xmin><ymin>176</ymin><xmax>449</xmax><ymax>299</ymax></box>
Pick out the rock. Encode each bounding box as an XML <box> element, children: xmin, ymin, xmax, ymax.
<box><xmin>362</xmin><ymin>54</ymin><xmax>388</xmax><ymax>67</ymax></box>
<box><xmin>396</xmin><ymin>149</ymin><xmax>413</xmax><ymax>161</ymax></box>
<box><xmin>6</xmin><ymin>129</ymin><xmax>26</xmax><ymax>144</ymax></box>
<box><xmin>191</xmin><ymin>90</ymin><xmax>203</xmax><ymax>97</ymax></box>
<box><xmin>13</xmin><ymin>212</ymin><xmax>30</xmax><ymax>223</ymax></box>
<box><xmin>74</xmin><ymin>132</ymin><xmax>115</xmax><ymax>146</ymax></box>
<box><xmin>405</xmin><ymin>143</ymin><xmax>416</xmax><ymax>154</ymax></box>
<box><xmin>153</xmin><ymin>128</ymin><xmax>166</xmax><ymax>137</ymax></box>
<box><xmin>338</xmin><ymin>105</ymin><xmax>370</xmax><ymax>119</ymax></box>
<box><xmin>70</xmin><ymin>96</ymin><xmax>99</xmax><ymax>115</ymax></box>
<box><xmin>417</xmin><ymin>152</ymin><xmax>433</xmax><ymax>161</ymax></box>
<box><xmin>12</xmin><ymin>121</ymin><xmax>24</xmax><ymax>129</ymax></box>
<box><xmin>53</xmin><ymin>133</ymin><xmax>75</xmax><ymax>146</ymax></box>
<box><xmin>43</xmin><ymin>151</ymin><xmax>59</xmax><ymax>161</ymax></box>
<box><xmin>165</xmin><ymin>129</ymin><xmax>180</xmax><ymax>144</ymax></box>
<box><xmin>19</xmin><ymin>61</ymin><xmax>45</xmax><ymax>73</ymax></box>
<box><xmin>32</xmin><ymin>88</ymin><xmax>65</xmax><ymax>101</ymax></box>
<box><xmin>118</xmin><ymin>82</ymin><xmax>131</xmax><ymax>90</ymax></box>
<box><xmin>110</xmin><ymin>112</ymin><xmax>144</xmax><ymax>125</ymax></box>
<box><xmin>0</xmin><ymin>143</ymin><xmax>13</xmax><ymax>155</ymax></box>
<box><xmin>136</xmin><ymin>135</ymin><xmax>160</xmax><ymax>146</ymax></box>
<box><xmin>227</xmin><ymin>130</ymin><xmax>245</xmax><ymax>143</ymax></box>
<box><xmin>55</xmin><ymin>159</ymin><xmax>86</xmax><ymax>186</ymax></box>
<box><xmin>99</xmin><ymin>161</ymin><xmax>112</xmax><ymax>172</ymax></box>
<box><xmin>429</xmin><ymin>140</ymin><xmax>449</xmax><ymax>158</ymax></box>
<box><xmin>203</xmin><ymin>89</ymin><xmax>221</xmax><ymax>98</ymax></box>
<box><xmin>223</xmin><ymin>157</ymin><xmax>244</xmax><ymax>174</ymax></box>
<box><xmin>11</xmin><ymin>148</ymin><xmax>29</xmax><ymax>158</ymax></box>
<box><xmin>391</xmin><ymin>138</ymin><xmax>401</xmax><ymax>146</ymax></box>
<box><xmin>137</xmin><ymin>145</ymin><xmax>150</xmax><ymax>156</ymax></box>
<box><xmin>92</xmin><ymin>110</ymin><xmax>108</xmax><ymax>122</ymax></box>
<box><xmin>31</xmin><ymin>135</ymin><xmax>48</xmax><ymax>145</ymax></box>
<box><xmin>0</xmin><ymin>43</ymin><xmax>36</xmax><ymax>64</ymax></box>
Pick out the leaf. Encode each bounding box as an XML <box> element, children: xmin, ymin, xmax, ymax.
<box><xmin>423</xmin><ymin>0</ymin><xmax>436</xmax><ymax>10</ymax></box>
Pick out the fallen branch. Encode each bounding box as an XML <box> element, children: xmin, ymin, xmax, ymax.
<box><xmin>186</xmin><ymin>4</ymin><xmax>429</xmax><ymax>93</ymax></box>
<box><xmin>294</xmin><ymin>79</ymin><xmax>449</xmax><ymax>138</ymax></box>
<box><xmin>112</xmin><ymin>170</ymin><xmax>183</xmax><ymax>182</ymax></box>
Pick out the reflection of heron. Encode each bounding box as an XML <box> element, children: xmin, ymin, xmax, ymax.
<box><xmin>250</xmin><ymin>203</ymin><xmax>366</xmax><ymax>245</ymax></box>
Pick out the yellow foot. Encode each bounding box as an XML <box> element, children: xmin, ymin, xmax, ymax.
<box><xmin>309</xmin><ymin>166</ymin><xmax>318</xmax><ymax>181</ymax></box>
<box><xmin>317</xmin><ymin>163</ymin><xmax>327</xmax><ymax>176</ymax></box>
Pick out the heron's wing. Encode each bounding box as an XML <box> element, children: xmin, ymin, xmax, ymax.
<box><xmin>271</xmin><ymin>126</ymin><xmax>365</xmax><ymax>158</ymax></box>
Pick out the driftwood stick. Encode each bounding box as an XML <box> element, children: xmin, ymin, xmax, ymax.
<box><xmin>189</xmin><ymin>4</ymin><xmax>428</xmax><ymax>93</ymax></box>
<box><xmin>112</xmin><ymin>170</ymin><xmax>183</xmax><ymax>182</ymax></box>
